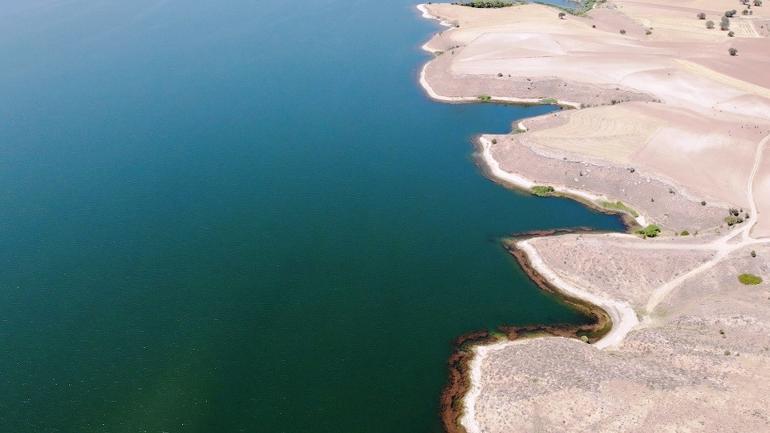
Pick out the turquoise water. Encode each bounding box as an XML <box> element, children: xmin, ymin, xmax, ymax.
<box><xmin>0</xmin><ymin>1</ymin><xmax>622</xmax><ymax>432</ymax></box>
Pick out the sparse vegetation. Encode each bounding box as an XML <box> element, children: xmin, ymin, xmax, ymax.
<box><xmin>729</xmin><ymin>47</ymin><xmax>738</xmax><ymax>56</ymax></box>
<box><xmin>531</xmin><ymin>185</ymin><xmax>556</xmax><ymax>197</ymax></box>
<box><xmin>540</xmin><ymin>97</ymin><xmax>558</xmax><ymax>104</ymax></box>
<box><xmin>636</xmin><ymin>224</ymin><xmax>661</xmax><ymax>238</ymax></box>
<box><xmin>706</xmin><ymin>20</ymin><xmax>715</xmax><ymax>29</ymax></box>
<box><xmin>461</xmin><ymin>0</ymin><xmax>514</xmax><ymax>7</ymax></box>
<box><xmin>478</xmin><ymin>95</ymin><xmax>492</xmax><ymax>102</ymax></box>
<box><xmin>751</xmin><ymin>250</ymin><xmax>757</xmax><ymax>258</ymax></box>
<box><xmin>599</xmin><ymin>200</ymin><xmax>640</xmax><ymax>217</ymax></box>
<box><xmin>697</xmin><ymin>12</ymin><xmax>706</xmax><ymax>19</ymax></box>
<box><xmin>558</xmin><ymin>12</ymin><xmax>566</xmax><ymax>19</ymax></box>
<box><xmin>725</xmin><ymin>9</ymin><xmax>738</xmax><ymax>17</ymax></box>
<box><xmin>619</xmin><ymin>29</ymin><xmax>627</xmax><ymax>34</ymax></box>
<box><xmin>755</xmin><ymin>0</ymin><xmax>763</xmax><ymax>6</ymax></box>
<box><xmin>738</xmin><ymin>273</ymin><xmax>763</xmax><ymax>285</ymax></box>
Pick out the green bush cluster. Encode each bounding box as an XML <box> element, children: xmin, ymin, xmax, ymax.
<box><xmin>636</xmin><ymin>224</ymin><xmax>661</xmax><ymax>238</ymax></box>
<box><xmin>531</xmin><ymin>185</ymin><xmax>555</xmax><ymax>197</ymax></box>
<box><xmin>738</xmin><ymin>274</ymin><xmax>762</xmax><ymax>285</ymax></box>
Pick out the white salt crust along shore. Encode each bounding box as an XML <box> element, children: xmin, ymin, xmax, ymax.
<box><xmin>417</xmin><ymin>3</ymin><xmax>453</xmax><ymax>29</ymax></box>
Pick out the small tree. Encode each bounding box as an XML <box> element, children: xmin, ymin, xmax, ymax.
<box><xmin>720</xmin><ymin>16</ymin><xmax>730</xmax><ymax>30</ymax></box>
<box><xmin>636</xmin><ymin>224</ymin><xmax>661</xmax><ymax>238</ymax></box>
<box><xmin>706</xmin><ymin>20</ymin><xmax>715</xmax><ymax>29</ymax></box>
<box><xmin>754</xmin><ymin>0</ymin><xmax>763</xmax><ymax>6</ymax></box>
<box><xmin>558</xmin><ymin>12</ymin><xmax>566</xmax><ymax>19</ymax></box>
<box><xmin>728</xmin><ymin>30</ymin><xmax>735</xmax><ymax>37</ymax></box>
<box><xmin>619</xmin><ymin>29</ymin><xmax>626</xmax><ymax>34</ymax></box>
<box><xmin>725</xmin><ymin>9</ymin><xmax>737</xmax><ymax>17</ymax></box>
<box><xmin>729</xmin><ymin>47</ymin><xmax>738</xmax><ymax>56</ymax></box>
<box><xmin>697</xmin><ymin>12</ymin><xmax>706</xmax><ymax>19</ymax></box>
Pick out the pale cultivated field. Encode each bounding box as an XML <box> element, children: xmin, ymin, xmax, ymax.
<box><xmin>422</xmin><ymin>1</ymin><xmax>770</xmax><ymax>224</ymax></box>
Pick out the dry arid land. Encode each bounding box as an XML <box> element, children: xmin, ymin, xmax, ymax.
<box><xmin>418</xmin><ymin>1</ymin><xmax>770</xmax><ymax>432</ymax></box>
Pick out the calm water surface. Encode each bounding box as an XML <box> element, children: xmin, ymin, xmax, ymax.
<box><xmin>0</xmin><ymin>1</ymin><xmax>622</xmax><ymax>432</ymax></box>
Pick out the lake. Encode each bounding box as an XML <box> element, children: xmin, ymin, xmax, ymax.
<box><xmin>0</xmin><ymin>1</ymin><xmax>621</xmax><ymax>432</ymax></box>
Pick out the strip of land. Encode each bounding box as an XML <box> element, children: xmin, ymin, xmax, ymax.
<box><xmin>419</xmin><ymin>1</ymin><xmax>770</xmax><ymax>432</ymax></box>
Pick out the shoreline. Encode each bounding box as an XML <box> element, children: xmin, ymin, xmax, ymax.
<box><xmin>440</xmin><ymin>229</ymin><xmax>617</xmax><ymax>433</ymax></box>
<box><xmin>416</xmin><ymin>4</ymin><xmax>642</xmax><ymax>433</ymax></box>
<box><xmin>418</xmin><ymin>61</ymin><xmax>582</xmax><ymax>109</ymax></box>
<box><xmin>474</xmin><ymin>136</ymin><xmax>646</xmax><ymax>229</ymax></box>
<box><xmin>416</xmin><ymin>4</ymin><xmax>581</xmax><ymax>109</ymax></box>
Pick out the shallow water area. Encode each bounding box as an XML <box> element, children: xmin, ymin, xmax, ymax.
<box><xmin>0</xmin><ymin>1</ymin><xmax>622</xmax><ymax>432</ymax></box>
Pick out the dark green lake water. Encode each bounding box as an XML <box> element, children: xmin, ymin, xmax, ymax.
<box><xmin>0</xmin><ymin>1</ymin><xmax>622</xmax><ymax>432</ymax></box>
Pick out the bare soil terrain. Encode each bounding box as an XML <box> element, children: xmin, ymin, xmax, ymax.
<box><xmin>419</xmin><ymin>1</ymin><xmax>770</xmax><ymax>432</ymax></box>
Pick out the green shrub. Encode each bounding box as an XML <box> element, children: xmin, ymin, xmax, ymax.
<box><xmin>599</xmin><ymin>200</ymin><xmax>639</xmax><ymax>217</ymax></box>
<box><xmin>636</xmin><ymin>224</ymin><xmax>661</xmax><ymax>238</ymax></box>
<box><xmin>478</xmin><ymin>95</ymin><xmax>492</xmax><ymax>102</ymax></box>
<box><xmin>531</xmin><ymin>185</ymin><xmax>555</xmax><ymax>197</ymax></box>
<box><xmin>738</xmin><ymin>273</ymin><xmax>762</xmax><ymax>285</ymax></box>
<box><xmin>680</xmin><ymin>230</ymin><xmax>690</xmax><ymax>236</ymax></box>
